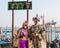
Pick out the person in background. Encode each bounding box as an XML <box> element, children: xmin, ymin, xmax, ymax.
<box><xmin>50</xmin><ymin>41</ymin><xmax>54</xmax><ymax>48</ymax></box>
<box><xmin>17</xmin><ymin>21</ymin><xmax>28</xmax><ymax>48</ymax></box>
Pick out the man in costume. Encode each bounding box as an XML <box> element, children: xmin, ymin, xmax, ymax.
<box><xmin>29</xmin><ymin>16</ymin><xmax>45</xmax><ymax>48</ymax></box>
<box><xmin>17</xmin><ymin>21</ymin><xmax>28</xmax><ymax>48</ymax></box>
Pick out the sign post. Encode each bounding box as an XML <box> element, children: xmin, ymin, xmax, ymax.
<box><xmin>8</xmin><ymin>1</ymin><xmax>32</xmax><ymax>48</ymax></box>
<box><xmin>27</xmin><ymin>0</ymin><xmax>29</xmax><ymax>48</ymax></box>
<box><xmin>12</xmin><ymin>0</ymin><xmax>14</xmax><ymax>47</ymax></box>
<box><xmin>27</xmin><ymin>0</ymin><xmax>29</xmax><ymax>22</ymax></box>
<box><xmin>8</xmin><ymin>1</ymin><xmax>32</xmax><ymax>10</ymax></box>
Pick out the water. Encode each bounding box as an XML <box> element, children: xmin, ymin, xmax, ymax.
<box><xmin>1</xmin><ymin>27</ymin><xmax>18</xmax><ymax>38</ymax></box>
<box><xmin>0</xmin><ymin>27</ymin><xmax>19</xmax><ymax>42</ymax></box>
<box><xmin>46</xmin><ymin>27</ymin><xmax>60</xmax><ymax>42</ymax></box>
<box><xmin>0</xmin><ymin>27</ymin><xmax>18</xmax><ymax>48</ymax></box>
<box><xmin>1</xmin><ymin>27</ymin><xmax>60</xmax><ymax>42</ymax></box>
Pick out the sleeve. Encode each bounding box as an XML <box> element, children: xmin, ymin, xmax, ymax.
<box><xmin>17</xmin><ymin>28</ymin><xmax>21</xmax><ymax>38</ymax></box>
<box><xmin>28</xmin><ymin>26</ymin><xmax>32</xmax><ymax>37</ymax></box>
<box><xmin>28</xmin><ymin>25</ymin><xmax>34</xmax><ymax>38</ymax></box>
<box><xmin>28</xmin><ymin>26</ymin><xmax>33</xmax><ymax>34</ymax></box>
<box><xmin>17</xmin><ymin>28</ymin><xmax>24</xmax><ymax>38</ymax></box>
<box><xmin>38</xmin><ymin>25</ymin><xmax>45</xmax><ymax>34</ymax></box>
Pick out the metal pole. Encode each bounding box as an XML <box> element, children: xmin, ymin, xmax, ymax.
<box><xmin>54</xmin><ymin>25</ymin><xmax>56</xmax><ymax>39</ymax></box>
<box><xmin>27</xmin><ymin>0</ymin><xmax>29</xmax><ymax>48</ymax></box>
<box><xmin>51</xmin><ymin>26</ymin><xmax>52</xmax><ymax>41</ymax></box>
<box><xmin>43</xmin><ymin>16</ymin><xmax>44</xmax><ymax>28</ymax></box>
<box><xmin>12</xmin><ymin>0</ymin><xmax>14</xmax><ymax>47</ymax></box>
<box><xmin>6</xmin><ymin>26</ymin><xmax>7</xmax><ymax>39</ymax></box>
<box><xmin>0</xmin><ymin>27</ymin><xmax>1</xmax><ymax>34</ymax></box>
<box><xmin>27</xmin><ymin>0</ymin><xmax>29</xmax><ymax>22</ymax></box>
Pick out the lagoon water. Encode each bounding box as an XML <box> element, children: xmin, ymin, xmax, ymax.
<box><xmin>1</xmin><ymin>27</ymin><xmax>60</xmax><ymax>42</ymax></box>
<box><xmin>46</xmin><ymin>27</ymin><xmax>60</xmax><ymax>42</ymax></box>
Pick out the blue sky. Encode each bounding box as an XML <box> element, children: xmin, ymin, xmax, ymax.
<box><xmin>0</xmin><ymin>0</ymin><xmax>60</xmax><ymax>27</ymax></box>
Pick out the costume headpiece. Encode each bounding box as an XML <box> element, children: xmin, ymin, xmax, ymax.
<box><xmin>23</xmin><ymin>21</ymin><xmax>28</xmax><ymax>27</ymax></box>
<box><xmin>33</xmin><ymin>14</ymin><xmax>40</xmax><ymax>22</ymax></box>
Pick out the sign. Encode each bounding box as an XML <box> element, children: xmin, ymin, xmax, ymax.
<box><xmin>8</xmin><ymin>1</ymin><xmax>32</xmax><ymax>10</ymax></box>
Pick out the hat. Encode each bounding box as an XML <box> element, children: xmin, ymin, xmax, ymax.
<box><xmin>33</xmin><ymin>16</ymin><xmax>40</xmax><ymax>22</ymax></box>
<box><xmin>24</xmin><ymin>21</ymin><xmax>28</xmax><ymax>23</ymax></box>
<box><xmin>23</xmin><ymin>21</ymin><xmax>28</xmax><ymax>26</ymax></box>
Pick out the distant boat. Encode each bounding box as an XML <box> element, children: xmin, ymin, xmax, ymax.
<box><xmin>3</xmin><ymin>31</ymin><xmax>12</xmax><ymax>33</ymax></box>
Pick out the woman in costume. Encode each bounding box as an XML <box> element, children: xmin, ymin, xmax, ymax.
<box><xmin>17</xmin><ymin>21</ymin><xmax>28</xmax><ymax>48</ymax></box>
<box><xmin>29</xmin><ymin>16</ymin><xmax>45</xmax><ymax>48</ymax></box>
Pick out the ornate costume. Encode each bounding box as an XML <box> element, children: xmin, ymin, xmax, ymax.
<box><xmin>29</xmin><ymin>16</ymin><xmax>44</xmax><ymax>48</ymax></box>
<box><xmin>29</xmin><ymin>25</ymin><xmax>44</xmax><ymax>48</ymax></box>
<box><xmin>17</xmin><ymin>21</ymin><xmax>28</xmax><ymax>48</ymax></box>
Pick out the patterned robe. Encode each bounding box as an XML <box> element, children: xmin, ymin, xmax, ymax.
<box><xmin>29</xmin><ymin>24</ymin><xmax>45</xmax><ymax>48</ymax></box>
